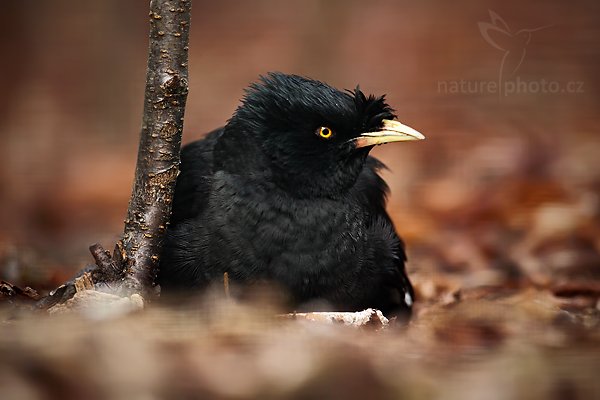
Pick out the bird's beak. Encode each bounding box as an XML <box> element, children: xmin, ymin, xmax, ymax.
<box><xmin>354</xmin><ymin>119</ymin><xmax>425</xmax><ymax>148</ymax></box>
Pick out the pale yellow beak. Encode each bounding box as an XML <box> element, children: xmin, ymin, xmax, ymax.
<box><xmin>354</xmin><ymin>119</ymin><xmax>425</xmax><ymax>148</ymax></box>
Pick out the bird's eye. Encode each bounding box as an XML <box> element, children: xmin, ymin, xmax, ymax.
<box><xmin>317</xmin><ymin>126</ymin><xmax>333</xmax><ymax>139</ymax></box>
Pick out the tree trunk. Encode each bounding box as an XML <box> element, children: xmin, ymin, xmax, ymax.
<box><xmin>36</xmin><ymin>0</ymin><xmax>192</xmax><ymax>308</ymax></box>
<box><xmin>117</xmin><ymin>0</ymin><xmax>191</xmax><ymax>295</ymax></box>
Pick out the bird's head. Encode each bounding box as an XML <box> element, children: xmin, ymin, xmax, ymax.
<box><xmin>216</xmin><ymin>73</ymin><xmax>424</xmax><ymax>198</ymax></box>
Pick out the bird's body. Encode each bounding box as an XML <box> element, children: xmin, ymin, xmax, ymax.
<box><xmin>158</xmin><ymin>73</ymin><xmax>423</xmax><ymax>316</ymax></box>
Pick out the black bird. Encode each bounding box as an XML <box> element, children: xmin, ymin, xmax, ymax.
<box><xmin>158</xmin><ymin>73</ymin><xmax>424</xmax><ymax>316</ymax></box>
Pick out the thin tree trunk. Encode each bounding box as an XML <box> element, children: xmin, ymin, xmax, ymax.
<box><xmin>117</xmin><ymin>0</ymin><xmax>191</xmax><ymax>295</ymax></box>
<box><xmin>36</xmin><ymin>0</ymin><xmax>191</xmax><ymax>308</ymax></box>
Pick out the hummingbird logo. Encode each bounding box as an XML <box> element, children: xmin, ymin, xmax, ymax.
<box><xmin>478</xmin><ymin>10</ymin><xmax>550</xmax><ymax>92</ymax></box>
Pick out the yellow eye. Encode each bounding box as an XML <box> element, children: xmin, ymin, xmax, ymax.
<box><xmin>318</xmin><ymin>126</ymin><xmax>333</xmax><ymax>139</ymax></box>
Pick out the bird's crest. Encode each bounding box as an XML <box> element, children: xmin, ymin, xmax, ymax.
<box><xmin>348</xmin><ymin>86</ymin><xmax>395</xmax><ymax>131</ymax></box>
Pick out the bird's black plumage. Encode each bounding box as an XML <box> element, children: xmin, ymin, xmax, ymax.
<box><xmin>158</xmin><ymin>73</ymin><xmax>416</xmax><ymax>316</ymax></box>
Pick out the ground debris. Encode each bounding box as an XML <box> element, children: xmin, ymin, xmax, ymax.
<box><xmin>280</xmin><ymin>308</ymin><xmax>389</xmax><ymax>329</ymax></box>
<box><xmin>47</xmin><ymin>290</ymin><xmax>144</xmax><ymax>319</ymax></box>
<box><xmin>0</xmin><ymin>280</ymin><xmax>40</xmax><ymax>304</ymax></box>
<box><xmin>0</xmin><ymin>289</ymin><xmax>598</xmax><ymax>400</ymax></box>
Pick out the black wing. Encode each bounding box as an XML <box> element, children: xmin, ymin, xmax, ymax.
<box><xmin>169</xmin><ymin>128</ymin><xmax>224</xmax><ymax>226</ymax></box>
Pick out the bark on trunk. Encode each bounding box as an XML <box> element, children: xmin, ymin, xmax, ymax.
<box><xmin>117</xmin><ymin>0</ymin><xmax>191</xmax><ymax>295</ymax></box>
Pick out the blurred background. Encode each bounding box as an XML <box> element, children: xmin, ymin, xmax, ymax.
<box><xmin>1</xmin><ymin>2</ymin><xmax>599</xmax><ymax>399</ymax></box>
<box><xmin>0</xmin><ymin>0</ymin><xmax>599</xmax><ymax>293</ymax></box>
